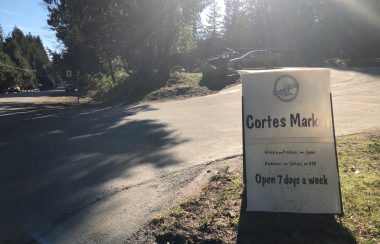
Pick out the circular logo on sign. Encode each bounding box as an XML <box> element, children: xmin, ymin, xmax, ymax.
<box><xmin>273</xmin><ymin>75</ymin><xmax>299</xmax><ymax>102</ymax></box>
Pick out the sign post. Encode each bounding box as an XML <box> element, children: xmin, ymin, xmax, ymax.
<box><xmin>241</xmin><ymin>68</ymin><xmax>343</xmax><ymax>214</ymax></box>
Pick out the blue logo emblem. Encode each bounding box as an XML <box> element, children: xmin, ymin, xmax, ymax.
<box><xmin>273</xmin><ymin>75</ymin><xmax>299</xmax><ymax>102</ymax></box>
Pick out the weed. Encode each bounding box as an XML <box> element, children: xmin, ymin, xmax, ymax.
<box><xmin>170</xmin><ymin>207</ymin><xmax>186</xmax><ymax>218</ymax></box>
<box><xmin>179</xmin><ymin>198</ymin><xmax>197</xmax><ymax>208</ymax></box>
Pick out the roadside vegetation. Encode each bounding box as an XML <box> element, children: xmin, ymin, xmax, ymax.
<box><xmin>0</xmin><ymin>26</ymin><xmax>54</xmax><ymax>92</ymax></box>
<box><xmin>40</xmin><ymin>0</ymin><xmax>380</xmax><ymax>104</ymax></box>
<box><xmin>84</xmin><ymin>71</ymin><xmax>232</xmax><ymax>105</ymax></box>
<box><xmin>140</xmin><ymin>132</ymin><xmax>379</xmax><ymax>243</ymax></box>
<box><xmin>144</xmin><ymin>72</ymin><xmax>211</xmax><ymax>102</ymax></box>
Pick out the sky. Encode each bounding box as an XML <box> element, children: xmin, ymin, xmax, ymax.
<box><xmin>0</xmin><ymin>0</ymin><xmax>60</xmax><ymax>52</ymax></box>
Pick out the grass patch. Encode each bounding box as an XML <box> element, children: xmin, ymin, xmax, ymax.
<box><xmin>144</xmin><ymin>72</ymin><xmax>211</xmax><ymax>102</ymax></box>
<box><xmin>337</xmin><ymin>133</ymin><xmax>380</xmax><ymax>243</ymax></box>
<box><xmin>146</xmin><ymin>168</ymin><xmax>242</xmax><ymax>243</ymax></box>
<box><xmin>143</xmin><ymin>132</ymin><xmax>379</xmax><ymax>243</ymax></box>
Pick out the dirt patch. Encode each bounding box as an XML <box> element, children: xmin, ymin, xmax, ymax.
<box><xmin>143</xmin><ymin>72</ymin><xmax>212</xmax><ymax>102</ymax></box>
<box><xmin>143</xmin><ymin>72</ymin><xmax>241</xmax><ymax>103</ymax></box>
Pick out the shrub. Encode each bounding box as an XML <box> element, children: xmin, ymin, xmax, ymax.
<box><xmin>200</xmin><ymin>66</ymin><xmax>240</xmax><ymax>90</ymax></box>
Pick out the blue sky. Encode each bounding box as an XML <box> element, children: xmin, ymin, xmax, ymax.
<box><xmin>0</xmin><ymin>0</ymin><xmax>60</xmax><ymax>52</ymax></box>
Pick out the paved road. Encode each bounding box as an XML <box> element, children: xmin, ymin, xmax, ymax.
<box><xmin>0</xmin><ymin>68</ymin><xmax>379</xmax><ymax>243</ymax></box>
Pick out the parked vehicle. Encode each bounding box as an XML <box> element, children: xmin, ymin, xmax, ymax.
<box><xmin>228</xmin><ymin>50</ymin><xmax>281</xmax><ymax>69</ymax></box>
<box><xmin>7</xmin><ymin>84</ymin><xmax>21</xmax><ymax>93</ymax></box>
<box><xmin>65</xmin><ymin>83</ymin><xmax>75</xmax><ymax>93</ymax></box>
<box><xmin>205</xmin><ymin>51</ymin><xmax>240</xmax><ymax>67</ymax></box>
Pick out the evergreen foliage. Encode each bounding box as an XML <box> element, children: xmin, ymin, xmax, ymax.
<box><xmin>42</xmin><ymin>0</ymin><xmax>380</xmax><ymax>100</ymax></box>
<box><xmin>222</xmin><ymin>0</ymin><xmax>380</xmax><ymax>62</ymax></box>
<box><xmin>44</xmin><ymin>0</ymin><xmax>208</xmax><ymax>84</ymax></box>
<box><xmin>206</xmin><ymin>0</ymin><xmax>224</xmax><ymax>39</ymax></box>
<box><xmin>0</xmin><ymin>25</ymin><xmax>54</xmax><ymax>91</ymax></box>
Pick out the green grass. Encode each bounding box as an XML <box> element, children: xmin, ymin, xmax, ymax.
<box><xmin>145</xmin><ymin>132</ymin><xmax>379</xmax><ymax>243</ymax></box>
<box><xmin>337</xmin><ymin>133</ymin><xmax>380</xmax><ymax>243</ymax></box>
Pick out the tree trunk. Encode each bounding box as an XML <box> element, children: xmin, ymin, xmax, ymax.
<box><xmin>121</xmin><ymin>57</ymin><xmax>133</xmax><ymax>76</ymax></box>
<box><xmin>107</xmin><ymin>58</ymin><xmax>116</xmax><ymax>83</ymax></box>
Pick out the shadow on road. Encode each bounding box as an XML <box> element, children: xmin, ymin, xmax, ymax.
<box><xmin>236</xmin><ymin>199</ymin><xmax>356</xmax><ymax>244</ymax></box>
<box><xmin>0</xmin><ymin>102</ymin><xmax>188</xmax><ymax>242</ymax></box>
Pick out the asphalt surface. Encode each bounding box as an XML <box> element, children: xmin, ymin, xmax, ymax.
<box><xmin>0</xmin><ymin>68</ymin><xmax>379</xmax><ymax>243</ymax></box>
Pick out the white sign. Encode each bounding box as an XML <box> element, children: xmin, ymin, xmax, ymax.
<box><xmin>66</xmin><ymin>70</ymin><xmax>72</xmax><ymax>78</ymax></box>
<box><xmin>241</xmin><ymin>68</ymin><xmax>342</xmax><ymax>214</ymax></box>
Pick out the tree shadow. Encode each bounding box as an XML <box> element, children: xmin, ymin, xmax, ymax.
<box><xmin>237</xmin><ymin>198</ymin><xmax>356</xmax><ymax>244</ymax></box>
<box><xmin>0</xmin><ymin>102</ymin><xmax>189</xmax><ymax>242</ymax></box>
